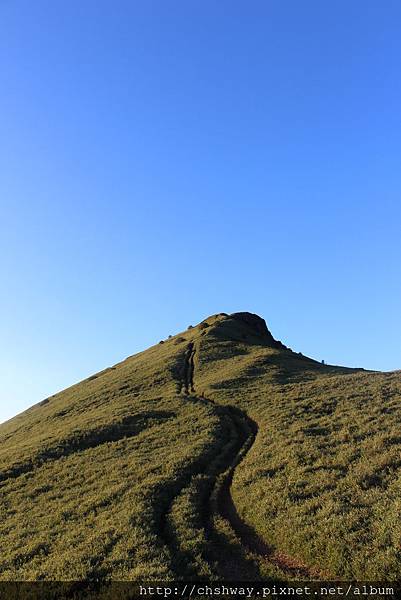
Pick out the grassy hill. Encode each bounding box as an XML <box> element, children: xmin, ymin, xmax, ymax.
<box><xmin>1</xmin><ymin>311</ymin><xmax>401</xmax><ymax>581</ymax></box>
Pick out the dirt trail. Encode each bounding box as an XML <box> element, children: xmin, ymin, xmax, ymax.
<box><xmin>176</xmin><ymin>341</ymin><xmax>325</xmax><ymax>580</ymax></box>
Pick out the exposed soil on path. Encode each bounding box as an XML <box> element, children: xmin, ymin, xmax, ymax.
<box><xmin>171</xmin><ymin>342</ymin><xmax>327</xmax><ymax>581</ymax></box>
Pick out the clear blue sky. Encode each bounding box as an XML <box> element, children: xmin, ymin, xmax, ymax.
<box><xmin>1</xmin><ymin>1</ymin><xmax>401</xmax><ymax>423</ymax></box>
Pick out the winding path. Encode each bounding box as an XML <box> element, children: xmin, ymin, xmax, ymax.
<box><xmin>164</xmin><ymin>341</ymin><xmax>323</xmax><ymax>580</ymax></box>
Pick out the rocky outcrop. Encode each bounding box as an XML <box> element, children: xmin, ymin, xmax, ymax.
<box><xmin>230</xmin><ymin>312</ymin><xmax>287</xmax><ymax>349</ymax></box>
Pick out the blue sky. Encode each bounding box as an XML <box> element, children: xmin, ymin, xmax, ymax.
<box><xmin>1</xmin><ymin>1</ymin><xmax>401</xmax><ymax>423</ymax></box>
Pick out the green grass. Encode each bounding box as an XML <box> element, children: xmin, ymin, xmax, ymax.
<box><xmin>1</xmin><ymin>312</ymin><xmax>401</xmax><ymax>580</ymax></box>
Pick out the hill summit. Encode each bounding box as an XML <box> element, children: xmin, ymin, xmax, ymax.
<box><xmin>0</xmin><ymin>311</ymin><xmax>400</xmax><ymax>582</ymax></box>
<box><xmin>214</xmin><ymin>311</ymin><xmax>287</xmax><ymax>349</ymax></box>
<box><xmin>231</xmin><ymin>311</ymin><xmax>274</xmax><ymax>337</ymax></box>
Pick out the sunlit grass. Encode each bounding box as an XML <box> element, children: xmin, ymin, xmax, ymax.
<box><xmin>1</xmin><ymin>312</ymin><xmax>400</xmax><ymax>580</ymax></box>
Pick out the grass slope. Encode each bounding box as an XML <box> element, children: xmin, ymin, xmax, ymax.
<box><xmin>1</xmin><ymin>312</ymin><xmax>401</xmax><ymax>580</ymax></box>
